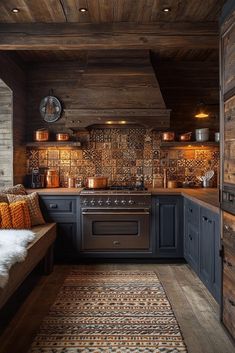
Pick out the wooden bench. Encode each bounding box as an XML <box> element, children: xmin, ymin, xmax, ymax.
<box><xmin>0</xmin><ymin>223</ymin><xmax>56</xmax><ymax>309</ymax></box>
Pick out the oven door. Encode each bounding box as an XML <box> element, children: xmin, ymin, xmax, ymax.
<box><xmin>81</xmin><ymin>208</ymin><xmax>150</xmax><ymax>251</ymax></box>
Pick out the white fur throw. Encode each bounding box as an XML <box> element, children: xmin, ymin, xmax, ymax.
<box><xmin>0</xmin><ymin>230</ymin><xmax>36</xmax><ymax>288</ymax></box>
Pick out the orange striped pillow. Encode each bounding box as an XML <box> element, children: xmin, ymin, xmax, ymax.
<box><xmin>9</xmin><ymin>201</ymin><xmax>31</xmax><ymax>229</ymax></box>
<box><xmin>0</xmin><ymin>202</ymin><xmax>13</xmax><ymax>229</ymax></box>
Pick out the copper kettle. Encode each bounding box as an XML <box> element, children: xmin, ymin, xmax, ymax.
<box><xmin>45</xmin><ymin>169</ymin><xmax>60</xmax><ymax>188</ymax></box>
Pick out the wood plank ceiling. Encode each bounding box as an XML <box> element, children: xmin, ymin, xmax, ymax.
<box><xmin>0</xmin><ymin>0</ymin><xmax>225</xmax><ymax>23</ymax></box>
<box><xmin>0</xmin><ymin>0</ymin><xmax>225</xmax><ymax>131</ymax></box>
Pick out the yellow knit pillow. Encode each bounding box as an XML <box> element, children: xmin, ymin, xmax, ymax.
<box><xmin>9</xmin><ymin>201</ymin><xmax>31</xmax><ymax>229</ymax></box>
<box><xmin>0</xmin><ymin>202</ymin><xmax>13</xmax><ymax>229</ymax></box>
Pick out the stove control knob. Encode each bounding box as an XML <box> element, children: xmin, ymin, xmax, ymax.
<box><xmin>90</xmin><ymin>199</ymin><xmax>95</xmax><ymax>206</ymax></box>
<box><xmin>121</xmin><ymin>199</ymin><xmax>127</xmax><ymax>205</ymax></box>
<box><xmin>106</xmin><ymin>199</ymin><xmax>111</xmax><ymax>206</ymax></box>
<box><xmin>128</xmin><ymin>199</ymin><xmax>135</xmax><ymax>205</ymax></box>
<box><xmin>114</xmin><ymin>199</ymin><xmax>120</xmax><ymax>205</ymax></box>
<box><xmin>98</xmin><ymin>200</ymin><xmax>103</xmax><ymax>206</ymax></box>
<box><xmin>82</xmin><ymin>199</ymin><xmax>88</xmax><ymax>206</ymax></box>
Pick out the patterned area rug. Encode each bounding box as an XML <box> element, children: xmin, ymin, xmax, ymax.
<box><xmin>29</xmin><ymin>270</ymin><xmax>187</xmax><ymax>353</ymax></box>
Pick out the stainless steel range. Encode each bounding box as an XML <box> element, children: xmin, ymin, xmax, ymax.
<box><xmin>80</xmin><ymin>187</ymin><xmax>151</xmax><ymax>252</ymax></box>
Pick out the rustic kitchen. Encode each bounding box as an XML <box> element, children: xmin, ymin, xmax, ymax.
<box><xmin>0</xmin><ymin>1</ymin><xmax>234</xmax><ymax>353</ymax></box>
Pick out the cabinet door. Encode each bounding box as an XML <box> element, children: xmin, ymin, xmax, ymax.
<box><xmin>185</xmin><ymin>221</ymin><xmax>199</xmax><ymax>273</ymax></box>
<box><xmin>200</xmin><ymin>208</ymin><xmax>214</xmax><ymax>288</ymax></box>
<box><xmin>153</xmin><ymin>196</ymin><xmax>183</xmax><ymax>258</ymax></box>
<box><xmin>55</xmin><ymin>222</ymin><xmax>78</xmax><ymax>261</ymax></box>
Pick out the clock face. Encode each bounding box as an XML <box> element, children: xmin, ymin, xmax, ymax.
<box><xmin>39</xmin><ymin>96</ymin><xmax>62</xmax><ymax>123</ymax></box>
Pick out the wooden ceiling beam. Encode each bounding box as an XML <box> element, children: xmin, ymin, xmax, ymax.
<box><xmin>0</xmin><ymin>22</ymin><xmax>218</xmax><ymax>50</ymax></box>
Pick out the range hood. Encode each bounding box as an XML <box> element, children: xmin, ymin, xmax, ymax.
<box><xmin>65</xmin><ymin>50</ymin><xmax>170</xmax><ymax>130</ymax></box>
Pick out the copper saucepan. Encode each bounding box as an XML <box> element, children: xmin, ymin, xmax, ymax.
<box><xmin>34</xmin><ymin>128</ymin><xmax>49</xmax><ymax>141</ymax></box>
<box><xmin>87</xmin><ymin>176</ymin><xmax>108</xmax><ymax>189</ymax></box>
<box><xmin>179</xmin><ymin>132</ymin><xmax>192</xmax><ymax>141</ymax></box>
<box><xmin>162</xmin><ymin>131</ymin><xmax>175</xmax><ymax>141</ymax></box>
<box><xmin>56</xmin><ymin>133</ymin><xmax>70</xmax><ymax>141</ymax></box>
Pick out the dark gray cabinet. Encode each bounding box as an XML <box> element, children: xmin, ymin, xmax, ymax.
<box><xmin>152</xmin><ymin>196</ymin><xmax>183</xmax><ymax>258</ymax></box>
<box><xmin>184</xmin><ymin>197</ymin><xmax>221</xmax><ymax>303</ymax></box>
<box><xmin>184</xmin><ymin>199</ymin><xmax>200</xmax><ymax>272</ymax></box>
<box><xmin>39</xmin><ymin>196</ymin><xmax>80</xmax><ymax>261</ymax></box>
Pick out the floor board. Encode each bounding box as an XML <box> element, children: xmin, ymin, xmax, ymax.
<box><xmin>0</xmin><ymin>263</ymin><xmax>234</xmax><ymax>353</ymax></box>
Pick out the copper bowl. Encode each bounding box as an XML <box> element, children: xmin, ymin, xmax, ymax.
<box><xmin>162</xmin><ymin>131</ymin><xmax>175</xmax><ymax>141</ymax></box>
<box><xmin>87</xmin><ymin>176</ymin><xmax>108</xmax><ymax>189</ymax></box>
<box><xmin>56</xmin><ymin>133</ymin><xmax>70</xmax><ymax>141</ymax></box>
<box><xmin>34</xmin><ymin>129</ymin><xmax>49</xmax><ymax>141</ymax></box>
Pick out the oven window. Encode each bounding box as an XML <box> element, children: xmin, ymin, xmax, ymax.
<box><xmin>92</xmin><ymin>221</ymin><xmax>139</xmax><ymax>235</ymax></box>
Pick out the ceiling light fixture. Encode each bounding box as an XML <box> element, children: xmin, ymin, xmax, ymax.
<box><xmin>79</xmin><ymin>8</ymin><xmax>88</xmax><ymax>13</ymax></box>
<box><xmin>162</xmin><ymin>7</ymin><xmax>171</xmax><ymax>13</ymax></box>
<box><xmin>11</xmin><ymin>8</ymin><xmax>20</xmax><ymax>13</ymax></box>
<box><xmin>194</xmin><ymin>101</ymin><xmax>209</xmax><ymax>119</ymax></box>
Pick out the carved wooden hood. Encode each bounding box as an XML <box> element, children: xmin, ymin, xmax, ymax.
<box><xmin>65</xmin><ymin>50</ymin><xmax>170</xmax><ymax>130</ymax></box>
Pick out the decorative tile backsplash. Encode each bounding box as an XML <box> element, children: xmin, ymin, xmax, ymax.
<box><xmin>27</xmin><ymin>128</ymin><xmax>219</xmax><ymax>187</ymax></box>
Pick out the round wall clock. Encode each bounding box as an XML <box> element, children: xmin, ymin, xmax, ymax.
<box><xmin>39</xmin><ymin>95</ymin><xmax>62</xmax><ymax>123</ymax></box>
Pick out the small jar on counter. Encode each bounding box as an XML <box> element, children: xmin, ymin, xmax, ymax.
<box><xmin>67</xmin><ymin>176</ymin><xmax>75</xmax><ymax>188</ymax></box>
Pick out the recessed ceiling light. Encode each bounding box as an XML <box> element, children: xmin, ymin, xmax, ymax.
<box><xmin>162</xmin><ymin>7</ymin><xmax>171</xmax><ymax>13</ymax></box>
<box><xmin>79</xmin><ymin>8</ymin><xmax>88</xmax><ymax>13</ymax></box>
<box><xmin>11</xmin><ymin>8</ymin><xmax>20</xmax><ymax>13</ymax></box>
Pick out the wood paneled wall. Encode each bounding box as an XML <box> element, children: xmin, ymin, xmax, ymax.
<box><xmin>0</xmin><ymin>53</ymin><xmax>27</xmax><ymax>185</ymax></box>
<box><xmin>0</xmin><ymin>80</ymin><xmax>13</xmax><ymax>187</ymax></box>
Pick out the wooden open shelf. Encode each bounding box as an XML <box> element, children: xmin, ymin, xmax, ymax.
<box><xmin>26</xmin><ymin>141</ymin><xmax>81</xmax><ymax>148</ymax></box>
<box><xmin>160</xmin><ymin>141</ymin><xmax>219</xmax><ymax>148</ymax></box>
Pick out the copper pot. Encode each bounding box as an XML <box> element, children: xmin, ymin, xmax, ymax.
<box><xmin>87</xmin><ymin>176</ymin><xmax>108</xmax><ymax>189</ymax></box>
<box><xmin>167</xmin><ymin>180</ymin><xmax>179</xmax><ymax>188</ymax></box>
<box><xmin>162</xmin><ymin>131</ymin><xmax>175</xmax><ymax>141</ymax></box>
<box><xmin>45</xmin><ymin>169</ymin><xmax>60</xmax><ymax>188</ymax></box>
<box><xmin>179</xmin><ymin>132</ymin><xmax>192</xmax><ymax>141</ymax></box>
<box><xmin>56</xmin><ymin>133</ymin><xmax>70</xmax><ymax>141</ymax></box>
<box><xmin>34</xmin><ymin>129</ymin><xmax>49</xmax><ymax>141</ymax></box>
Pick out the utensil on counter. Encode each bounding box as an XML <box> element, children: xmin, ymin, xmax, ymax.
<box><xmin>162</xmin><ymin>131</ymin><xmax>175</xmax><ymax>141</ymax></box>
<box><xmin>34</xmin><ymin>128</ymin><xmax>49</xmax><ymax>142</ymax></box>
<box><xmin>179</xmin><ymin>132</ymin><xmax>192</xmax><ymax>141</ymax></box>
<box><xmin>195</xmin><ymin>128</ymin><xmax>209</xmax><ymax>142</ymax></box>
<box><xmin>87</xmin><ymin>176</ymin><xmax>108</xmax><ymax>189</ymax></box>
<box><xmin>198</xmin><ymin>170</ymin><xmax>214</xmax><ymax>188</ymax></box>
<box><xmin>45</xmin><ymin>169</ymin><xmax>60</xmax><ymax>188</ymax></box>
<box><xmin>56</xmin><ymin>133</ymin><xmax>70</xmax><ymax>141</ymax></box>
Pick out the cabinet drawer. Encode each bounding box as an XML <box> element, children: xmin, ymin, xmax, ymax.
<box><xmin>185</xmin><ymin>198</ymin><xmax>199</xmax><ymax>227</ymax></box>
<box><xmin>223</xmin><ymin>212</ymin><xmax>235</xmax><ymax>249</ymax></box>
<box><xmin>40</xmin><ymin>197</ymin><xmax>76</xmax><ymax>214</ymax></box>
<box><xmin>224</xmin><ymin>247</ymin><xmax>235</xmax><ymax>284</ymax></box>
<box><xmin>223</xmin><ymin>274</ymin><xmax>235</xmax><ymax>338</ymax></box>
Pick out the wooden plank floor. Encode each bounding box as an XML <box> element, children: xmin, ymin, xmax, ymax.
<box><xmin>0</xmin><ymin>263</ymin><xmax>234</xmax><ymax>353</ymax></box>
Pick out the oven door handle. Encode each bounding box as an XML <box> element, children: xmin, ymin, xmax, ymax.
<box><xmin>82</xmin><ymin>211</ymin><xmax>150</xmax><ymax>215</ymax></box>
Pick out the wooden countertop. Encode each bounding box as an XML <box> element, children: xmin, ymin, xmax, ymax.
<box><xmin>27</xmin><ymin>187</ymin><xmax>220</xmax><ymax>213</ymax></box>
<box><xmin>150</xmin><ymin>188</ymin><xmax>220</xmax><ymax>213</ymax></box>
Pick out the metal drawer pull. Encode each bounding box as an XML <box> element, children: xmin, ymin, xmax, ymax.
<box><xmin>113</xmin><ymin>241</ymin><xmax>120</xmax><ymax>246</ymax></box>
<box><xmin>228</xmin><ymin>299</ymin><xmax>235</xmax><ymax>307</ymax></box>
<box><xmin>189</xmin><ymin>208</ymin><xmax>193</xmax><ymax>213</ymax></box>
<box><xmin>188</xmin><ymin>234</ymin><xmax>192</xmax><ymax>240</ymax></box>
<box><xmin>49</xmin><ymin>203</ymin><xmax>58</xmax><ymax>209</ymax></box>
<box><xmin>203</xmin><ymin>216</ymin><xmax>208</xmax><ymax>222</ymax></box>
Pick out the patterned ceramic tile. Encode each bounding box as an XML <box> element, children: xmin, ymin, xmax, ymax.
<box><xmin>48</xmin><ymin>150</ymin><xmax>59</xmax><ymax>160</ymax></box>
<box><xmin>60</xmin><ymin>150</ymin><xmax>71</xmax><ymax>160</ymax></box>
<box><xmin>27</xmin><ymin>128</ymin><xmax>219</xmax><ymax>187</ymax></box>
